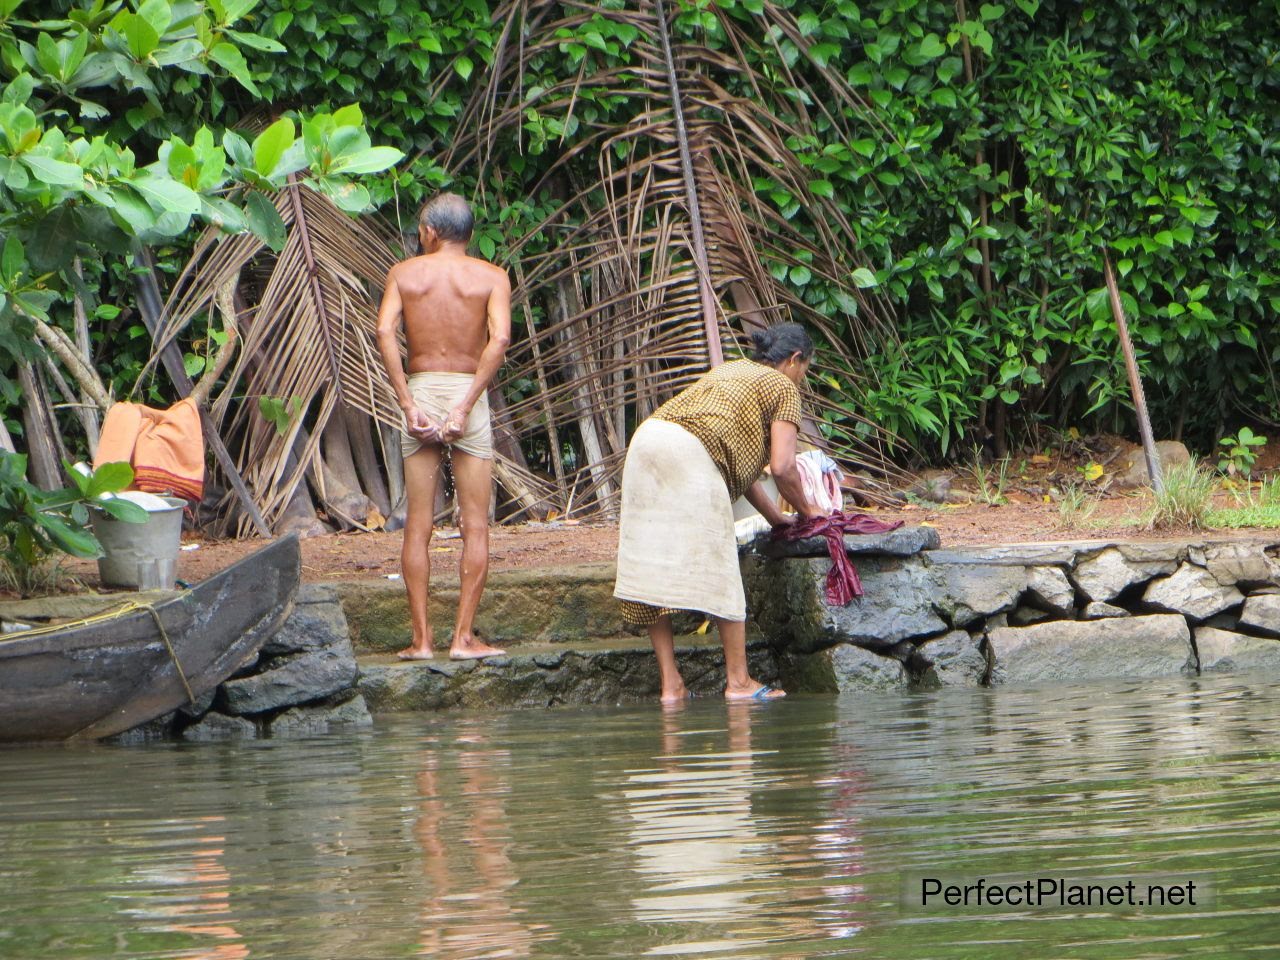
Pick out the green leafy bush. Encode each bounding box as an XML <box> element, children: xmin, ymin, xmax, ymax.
<box><xmin>1217</xmin><ymin>427</ymin><xmax>1267</xmax><ymax>478</ymax></box>
<box><xmin>0</xmin><ymin>455</ymin><xmax>146</xmax><ymax>595</ymax></box>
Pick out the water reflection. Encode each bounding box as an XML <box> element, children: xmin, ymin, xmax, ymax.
<box><xmin>412</xmin><ymin>730</ymin><xmax>543</xmax><ymax>958</ymax></box>
<box><xmin>127</xmin><ymin>817</ymin><xmax>247</xmax><ymax>960</ymax></box>
<box><xmin>2</xmin><ymin>676</ymin><xmax>1280</xmax><ymax>959</ymax></box>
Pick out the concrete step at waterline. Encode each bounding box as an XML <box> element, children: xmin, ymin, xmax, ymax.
<box><xmin>336</xmin><ymin>563</ymin><xmax>624</xmax><ymax>652</ymax></box>
<box><xmin>356</xmin><ymin>634</ymin><xmax>779</xmax><ymax>710</ymax></box>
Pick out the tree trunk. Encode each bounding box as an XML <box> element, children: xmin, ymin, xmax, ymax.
<box><xmin>315</xmin><ymin>416</ymin><xmax>375</xmax><ymax>529</ymax></box>
<box><xmin>18</xmin><ymin>363</ymin><xmax>62</xmax><ymax>490</ymax></box>
<box><xmin>341</xmin><ymin>404</ymin><xmax>391</xmax><ymax>516</ymax></box>
<box><xmin>379</xmin><ymin>423</ymin><xmax>408</xmax><ymax>530</ymax></box>
<box><xmin>0</xmin><ymin>417</ymin><xmax>14</xmax><ymax>453</ymax></box>
<box><xmin>71</xmin><ymin>260</ymin><xmax>101</xmax><ymax>457</ymax></box>
<box><xmin>555</xmin><ymin>278</ymin><xmax>615</xmax><ymax>509</ymax></box>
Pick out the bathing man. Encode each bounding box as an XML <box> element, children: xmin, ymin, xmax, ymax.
<box><xmin>376</xmin><ymin>193</ymin><xmax>512</xmax><ymax>660</ymax></box>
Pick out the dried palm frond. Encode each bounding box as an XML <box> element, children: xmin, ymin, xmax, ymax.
<box><xmin>447</xmin><ymin>0</ymin><xmax>911</xmax><ymax>508</ymax></box>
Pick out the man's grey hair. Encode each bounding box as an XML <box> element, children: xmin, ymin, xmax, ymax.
<box><xmin>419</xmin><ymin>193</ymin><xmax>474</xmax><ymax>243</ymax></box>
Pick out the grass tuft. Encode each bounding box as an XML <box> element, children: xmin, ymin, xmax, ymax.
<box><xmin>1144</xmin><ymin>457</ymin><xmax>1217</xmax><ymax>530</ymax></box>
<box><xmin>1056</xmin><ymin>482</ymin><xmax>1099</xmax><ymax>530</ymax></box>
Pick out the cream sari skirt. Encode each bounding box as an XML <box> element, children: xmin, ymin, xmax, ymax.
<box><xmin>613</xmin><ymin>419</ymin><xmax>746</xmax><ymax>622</ymax></box>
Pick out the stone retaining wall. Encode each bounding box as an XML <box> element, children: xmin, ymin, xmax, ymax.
<box><xmin>113</xmin><ymin>585</ymin><xmax>372</xmax><ymax>743</ymax></box>
<box><xmin>747</xmin><ymin>533</ymin><xmax>1280</xmax><ymax>692</ymax></box>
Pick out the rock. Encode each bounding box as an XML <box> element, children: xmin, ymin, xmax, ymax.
<box><xmin>756</xmin><ymin>525</ymin><xmax>941</xmax><ymax>560</ymax></box>
<box><xmin>1202</xmin><ymin>613</ymin><xmax>1239</xmax><ymax>631</ymax></box>
<box><xmin>337</xmin><ymin>565</ymin><xmax>621</xmax><ymax>651</ymax></box>
<box><xmin>917</xmin><ymin>631</ymin><xmax>987</xmax><ymax>686</ymax></box>
<box><xmin>269</xmin><ymin>694</ymin><xmax>374</xmax><ymax>736</ymax></box>
<box><xmin>932</xmin><ymin>560</ymin><xmax>1028</xmax><ymax>627</ymax></box>
<box><xmin>782</xmin><ymin>643</ymin><xmax>909</xmax><ymax>693</ymax></box>
<box><xmin>1073</xmin><ymin>548</ymin><xmax>1177</xmax><ymax>602</ymax></box>
<box><xmin>989</xmin><ymin>614</ymin><xmax>1194</xmax><ymax>684</ymax></box>
<box><xmin>359</xmin><ymin>639</ymin><xmax>778</xmax><ymax>709</ymax></box>
<box><xmin>1114</xmin><ymin>440</ymin><xmax>1192</xmax><ymax>489</ymax></box>
<box><xmin>1009</xmin><ymin>605</ymin><xmax>1051</xmax><ymax>626</ymax></box>
<box><xmin>182</xmin><ymin>712</ymin><xmax>258</xmax><ymax>741</ymax></box>
<box><xmin>108</xmin><ymin>712</ymin><xmax>178</xmax><ymax>744</ymax></box>
<box><xmin>1024</xmin><ymin>566</ymin><xmax>1076</xmax><ymax>615</ymax></box>
<box><xmin>1082</xmin><ymin>601</ymin><xmax>1128</xmax><ymax>620</ymax></box>
<box><xmin>1190</xmin><ymin>543</ymin><xmax>1280</xmax><ymax>588</ymax></box>
<box><xmin>262</xmin><ymin>585</ymin><xmax>350</xmax><ymax>655</ymax></box>
<box><xmin>746</xmin><ymin>554</ymin><xmax>947</xmax><ymax>653</ymax></box>
<box><xmin>1238</xmin><ymin>594</ymin><xmax>1280</xmax><ymax>637</ymax></box>
<box><xmin>220</xmin><ymin>638</ymin><xmax>359</xmax><ymax>715</ymax></box>
<box><xmin>925</xmin><ymin>544</ymin><xmax>1081</xmax><ymax>566</ymax></box>
<box><xmin>1195</xmin><ymin>627</ymin><xmax>1280</xmax><ymax>675</ymax></box>
<box><xmin>178</xmin><ymin>687</ymin><xmax>216</xmax><ymax>719</ymax></box>
<box><xmin>1143</xmin><ymin>563</ymin><xmax>1244</xmax><ymax>622</ymax></box>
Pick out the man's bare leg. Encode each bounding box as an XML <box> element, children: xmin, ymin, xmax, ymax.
<box><xmin>718</xmin><ymin>618</ymin><xmax>785</xmax><ymax>700</ymax></box>
<box><xmin>448</xmin><ymin>451</ymin><xmax>503</xmax><ymax>659</ymax></box>
<box><xmin>647</xmin><ymin>614</ymin><xmax>688</xmax><ymax>704</ymax></box>
<box><xmin>398</xmin><ymin>445</ymin><xmax>444</xmax><ymax>660</ymax></box>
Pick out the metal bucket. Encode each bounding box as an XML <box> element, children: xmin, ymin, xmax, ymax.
<box><xmin>90</xmin><ymin>496</ymin><xmax>185</xmax><ymax>590</ymax></box>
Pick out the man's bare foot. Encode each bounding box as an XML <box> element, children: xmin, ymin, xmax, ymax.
<box><xmin>659</xmin><ymin>684</ymin><xmax>691</xmax><ymax>705</ymax></box>
<box><xmin>724</xmin><ymin>682</ymin><xmax>786</xmax><ymax>701</ymax></box>
<box><xmin>449</xmin><ymin>634</ymin><xmax>505</xmax><ymax>660</ymax></box>
<box><xmin>397</xmin><ymin>645</ymin><xmax>435</xmax><ymax>661</ymax></box>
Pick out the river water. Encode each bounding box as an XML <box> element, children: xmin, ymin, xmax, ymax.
<box><xmin>2</xmin><ymin>675</ymin><xmax>1279</xmax><ymax>959</ymax></box>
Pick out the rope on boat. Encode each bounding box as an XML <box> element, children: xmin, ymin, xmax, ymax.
<box><xmin>1</xmin><ymin>595</ymin><xmax>197</xmax><ymax>706</ymax></box>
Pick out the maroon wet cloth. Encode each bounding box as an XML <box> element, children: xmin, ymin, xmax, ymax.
<box><xmin>772</xmin><ymin>512</ymin><xmax>905</xmax><ymax>605</ymax></box>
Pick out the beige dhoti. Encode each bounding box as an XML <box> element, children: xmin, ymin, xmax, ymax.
<box><xmin>400</xmin><ymin>372</ymin><xmax>493</xmax><ymax>460</ymax></box>
<box><xmin>613</xmin><ymin>419</ymin><xmax>746</xmax><ymax>622</ymax></box>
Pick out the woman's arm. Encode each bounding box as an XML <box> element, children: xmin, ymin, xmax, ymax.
<box><xmin>745</xmin><ymin>481</ymin><xmax>788</xmax><ymax>527</ymax></box>
<box><xmin>770</xmin><ymin>420</ymin><xmax>827</xmax><ymax>519</ymax></box>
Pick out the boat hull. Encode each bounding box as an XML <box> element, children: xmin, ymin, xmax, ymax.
<box><xmin>0</xmin><ymin>535</ymin><xmax>301</xmax><ymax>743</ymax></box>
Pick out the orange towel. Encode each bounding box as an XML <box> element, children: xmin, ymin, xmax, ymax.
<box><xmin>94</xmin><ymin>398</ymin><xmax>204</xmax><ymax>503</ymax></box>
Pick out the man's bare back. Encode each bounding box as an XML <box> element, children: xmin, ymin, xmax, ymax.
<box><xmin>392</xmin><ymin>253</ymin><xmax>509</xmax><ymax>376</ymax></box>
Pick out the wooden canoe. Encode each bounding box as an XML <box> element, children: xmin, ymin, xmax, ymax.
<box><xmin>0</xmin><ymin>534</ymin><xmax>301</xmax><ymax>743</ymax></box>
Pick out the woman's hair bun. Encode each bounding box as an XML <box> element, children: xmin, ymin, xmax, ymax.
<box><xmin>750</xmin><ymin>323</ymin><xmax>813</xmax><ymax>363</ymax></box>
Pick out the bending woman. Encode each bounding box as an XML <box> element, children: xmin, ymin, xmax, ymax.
<box><xmin>613</xmin><ymin>323</ymin><xmax>828</xmax><ymax>703</ymax></box>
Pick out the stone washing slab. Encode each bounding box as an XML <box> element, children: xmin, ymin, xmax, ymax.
<box><xmin>989</xmin><ymin>614</ymin><xmax>1194</xmax><ymax>684</ymax></box>
<box><xmin>357</xmin><ymin>637</ymin><xmax>778</xmax><ymax>711</ymax></box>
<box><xmin>1195</xmin><ymin>627</ymin><xmax>1280</xmax><ymax>675</ymax></box>
<box><xmin>778</xmin><ymin>644</ymin><xmax>909</xmax><ymax>693</ymax></box>
<box><xmin>1143</xmin><ymin>563</ymin><xmax>1244</xmax><ymax>622</ymax></box>
<box><xmin>755</xmin><ymin>525</ymin><xmax>940</xmax><ymax>560</ymax></box>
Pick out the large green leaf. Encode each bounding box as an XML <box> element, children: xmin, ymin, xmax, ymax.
<box><xmin>114</xmin><ymin>12</ymin><xmax>161</xmax><ymax>60</ymax></box>
<box><xmin>252</xmin><ymin>117</ymin><xmax>294</xmax><ymax>179</ymax></box>
<box><xmin>244</xmin><ymin>190</ymin><xmax>286</xmax><ymax>250</ymax></box>
<box><xmin>86</xmin><ymin>461</ymin><xmax>134</xmax><ymax>498</ymax></box>
<box><xmin>131</xmin><ymin>171</ymin><xmax>201</xmax><ymax>214</ymax></box>
<box><xmin>19</xmin><ymin>153</ymin><xmax>83</xmax><ymax>187</ymax></box>
<box><xmin>209</xmin><ymin>41</ymin><xmax>259</xmax><ymax>95</ymax></box>
<box><xmin>36</xmin><ymin>511</ymin><xmax>101</xmax><ymax>558</ymax></box>
<box><xmin>96</xmin><ymin>498</ymin><xmax>149</xmax><ymax>523</ymax></box>
<box><xmin>328</xmin><ymin>145</ymin><xmax>403</xmax><ymax>175</ymax></box>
